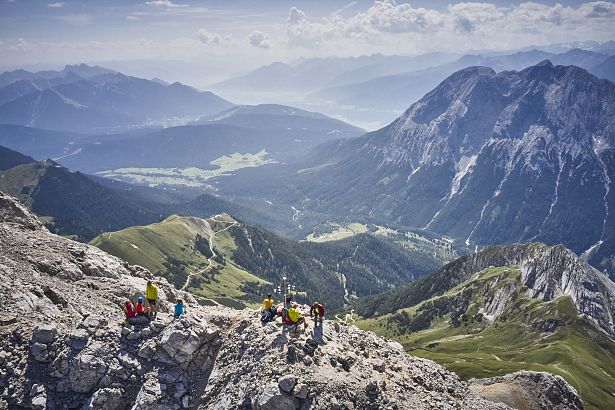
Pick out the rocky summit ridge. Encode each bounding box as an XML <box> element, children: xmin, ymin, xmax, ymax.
<box><xmin>0</xmin><ymin>191</ymin><xmax>583</xmax><ymax>409</ymax></box>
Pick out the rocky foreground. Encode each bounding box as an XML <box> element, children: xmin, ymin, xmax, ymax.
<box><xmin>0</xmin><ymin>192</ymin><xmax>583</xmax><ymax>409</ymax></box>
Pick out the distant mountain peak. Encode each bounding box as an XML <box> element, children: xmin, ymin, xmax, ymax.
<box><xmin>534</xmin><ymin>59</ymin><xmax>554</xmax><ymax>67</ymax></box>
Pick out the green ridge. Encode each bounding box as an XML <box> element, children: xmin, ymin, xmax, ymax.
<box><xmin>357</xmin><ymin>267</ymin><xmax>615</xmax><ymax>410</ymax></box>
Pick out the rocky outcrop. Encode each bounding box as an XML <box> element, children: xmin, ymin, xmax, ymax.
<box><xmin>362</xmin><ymin>242</ymin><xmax>615</xmax><ymax>339</ymax></box>
<box><xmin>469</xmin><ymin>371</ymin><xmax>584</xmax><ymax>410</ymax></box>
<box><xmin>0</xmin><ymin>191</ymin><xmax>41</xmax><ymax>229</ymax></box>
<box><xmin>0</xmin><ymin>193</ymin><xmax>583</xmax><ymax>409</ymax></box>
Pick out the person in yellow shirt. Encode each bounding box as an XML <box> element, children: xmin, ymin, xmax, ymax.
<box><xmin>263</xmin><ymin>294</ymin><xmax>274</xmax><ymax>311</ymax></box>
<box><xmin>261</xmin><ymin>294</ymin><xmax>276</xmax><ymax>323</ymax></box>
<box><xmin>146</xmin><ymin>280</ymin><xmax>159</xmax><ymax>319</ymax></box>
<box><xmin>287</xmin><ymin>303</ymin><xmax>306</xmax><ymax>331</ymax></box>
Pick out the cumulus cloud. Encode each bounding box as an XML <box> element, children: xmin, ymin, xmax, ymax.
<box><xmin>48</xmin><ymin>2</ymin><xmax>65</xmax><ymax>8</ymax></box>
<box><xmin>285</xmin><ymin>0</ymin><xmax>615</xmax><ymax>51</ymax></box>
<box><xmin>248</xmin><ymin>31</ymin><xmax>271</xmax><ymax>49</ymax></box>
<box><xmin>197</xmin><ymin>28</ymin><xmax>222</xmax><ymax>44</ymax></box>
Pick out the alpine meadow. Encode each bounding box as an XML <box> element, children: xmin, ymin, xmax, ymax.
<box><xmin>0</xmin><ymin>1</ymin><xmax>614</xmax><ymax>409</ymax></box>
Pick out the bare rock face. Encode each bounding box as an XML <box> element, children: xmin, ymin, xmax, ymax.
<box><xmin>469</xmin><ymin>371</ymin><xmax>584</xmax><ymax>410</ymax></box>
<box><xmin>0</xmin><ymin>194</ymin><xmax>584</xmax><ymax>409</ymax></box>
<box><xmin>0</xmin><ymin>191</ymin><xmax>42</xmax><ymax>229</ymax></box>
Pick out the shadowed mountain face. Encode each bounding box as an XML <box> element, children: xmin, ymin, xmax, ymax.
<box><xmin>0</xmin><ymin>145</ymin><xmax>34</xmax><ymax>170</ymax></box>
<box><xmin>0</xmin><ymin>65</ymin><xmax>233</xmax><ymax>134</ymax></box>
<box><xmin>226</xmin><ymin>61</ymin><xmax>615</xmax><ymax>278</ymax></box>
<box><xmin>0</xmin><ymin>159</ymin><xmax>293</xmax><ymax>241</ymax></box>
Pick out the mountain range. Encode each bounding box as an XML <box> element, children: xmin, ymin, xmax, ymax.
<box><xmin>0</xmin><ymin>101</ymin><xmax>364</xmax><ymax>193</ymax></box>
<box><xmin>210</xmin><ymin>52</ymin><xmax>460</xmax><ymax>97</ymax></box>
<box><xmin>356</xmin><ymin>242</ymin><xmax>615</xmax><ymax>410</ymax></box>
<box><xmin>219</xmin><ymin>60</ymin><xmax>615</xmax><ymax>280</ymax></box>
<box><xmin>309</xmin><ymin>48</ymin><xmax>614</xmax><ymax>126</ymax></box>
<box><xmin>212</xmin><ymin>47</ymin><xmax>614</xmax><ymax>128</ymax></box>
<box><xmin>0</xmin><ymin>64</ymin><xmax>233</xmax><ymax>133</ymax></box>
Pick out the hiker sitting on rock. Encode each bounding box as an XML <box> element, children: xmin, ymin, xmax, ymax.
<box><xmin>284</xmin><ymin>303</ymin><xmax>307</xmax><ymax>331</ymax></box>
<box><xmin>261</xmin><ymin>293</ymin><xmax>276</xmax><ymax>323</ymax></box>
<box><xmin>124</xmin><ymin>299</ymin><xmax>136</xmax><ymax>322</ymax></box>
<box><xmin>174</xmin><ymin>299</ymin><xmax>186</xmax><ymax>320</ymax></box>
<box><xmin>310</xmin><ymin>301</ymin><xmax>325</xmax><ymax>326</ymax></box>
<box><xmin>135</xmin><ymin>296</ymin><xmax>147</xmax><ymax>317</ymax></box>
<box><xmin>146</xmin><ymin>280</ymin><xmax>159</xmax><ymax>319</ymax></box>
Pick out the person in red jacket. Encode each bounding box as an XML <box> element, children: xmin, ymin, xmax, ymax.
<box><xmin>124</xmin><ymin>300</ymin><xmax>136</xmax><ymax>320</ymax></box>
<box><xmin>310</xmin><ymin>301</ymin><xmax>325</xmax><ymax>326</ymax></box>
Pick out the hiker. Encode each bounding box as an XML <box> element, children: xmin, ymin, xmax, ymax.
<box><xmin>174</xmin><ymin>299</ymin><xmax>186</xmax><ymax>320</ymax></box>
<box><xmin>261</xmin><ymin>294</ymin><xmax>276</xmax><ymax>323</ymax></box>
<box><xmin>146</xmin><ymin>280</ymin><xmax>159</xmax><ymax>319</ymax></box>
<box><xmin>310</xmin><ymin>301</ymin><xmax>325</xmax><ymax>326</ymax></box>
<box><xmin>285</xmin><ymin>303</ymin><xmax>307</xmax><ymax>330</ymax></box>
<box><xmin>135</xmin><ymin>296</ymin><xmax>146</xmax><ymax>316</ymax></box>
<box><xmin>124</xmin><ymin>300</ymin><xmax>136</xmax><ymax>320</ymax></box>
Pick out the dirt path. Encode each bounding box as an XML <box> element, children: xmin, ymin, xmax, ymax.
<box><xmin>180</xmin><ymin>215</ymin><xmax>238</xmax><ymax>293</ymax></box>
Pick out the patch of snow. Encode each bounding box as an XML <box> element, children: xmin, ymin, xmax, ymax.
<box><xmin>582</xmin><ymin>146</ymin><xmax>611</xmax><ymax>257</ymax></box>
<box><xmin>50</xmin><ymin>89</ymin><xmax>86</xmax><ymax>109</ymax></box>
<box><xmin>449</xmin><ymin>155</ymin><xmax>477</xmax><ymax>198</ymax></box>
<box><xmin>291</xmin><ymin>206</ymin><xmax>301</xmax><ymax>223</ymax></box>
<box><xmin>581</xmin><ymin>240</ymin><xmax>603</xmax><ymax>260</ymax></box>
<box><xmin>208</xmin><ymin>106</ymin><xmax>242</xmax><ymax>121</ymax></box>
<box><xmin>130</xmin><ymin>243</ymin><xmax>139</xmax><ymax>249</ymax></box>
<box><xmin>407</xmin><ymin>166</ymin><xmax>421</xmax><ymax>182</ymax></box>
<box><xmin>52</xmin><ymin>148</ymin><xmax>82</xmax><ymax>161</ymax></box>
<box><xmin>534</xmin><ymin>155</ymin><xmax>564</xmax><ymax>239</ymax></box>
<box><xmin>466</xmin><ymin>175</ymin><xmax>508</xmax><ymax>245</ymax></box>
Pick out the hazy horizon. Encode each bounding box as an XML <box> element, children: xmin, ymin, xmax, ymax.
<box><xmin>1</xmin><ymin>0</ymin><xmax>614</xmax><ymax>89</ymax></box>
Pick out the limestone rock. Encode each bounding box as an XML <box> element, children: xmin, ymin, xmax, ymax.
<box><xmin>470</xmin><ymin>371</ymin><xmax>584</xmax><ymax>410</ymax></box>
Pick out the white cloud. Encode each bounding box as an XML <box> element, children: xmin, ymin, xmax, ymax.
<box><xmin>126</xmin><ymin>15</ymin><xmax>140</xmax><ymax>21</ymax></box>
<box><xmin>284</xmin><ymin>1</ymin><xmax>615</xmax><ymax>52</ymax></box>
<box><xmin>197</xmin><ymin>28</ymin><xmax>222</xmax><ymax>44</ymax></box>
<box><xmin>248</xmin><ymin>30</ymin><xmax>271</xmax><ymax>49</ymax></box>
<box><xmin>145</xmin><ymin>0</ymin><xmax>187</xmax><ymax>8</ymax></box>
<box><xmin>48</xmin><ymin>2</ymin><xmax>65</xmax><ymax>8</ymax></box>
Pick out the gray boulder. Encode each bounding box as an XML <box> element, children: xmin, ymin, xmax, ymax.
<box><xmin>32</xmin><ymin>325</ymin><xmax>58</xmax><ymax>344</ymax></box>
<box><xmin>255</xmin><ymin>382</ymin><xmax>298</xmax><ymax>410</ymax></box>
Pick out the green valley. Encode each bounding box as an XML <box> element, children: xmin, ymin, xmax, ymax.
<box><xmin>91</xmin><ymin>214</ymin><xmax>455</xmax><ymax>311</ymax></box>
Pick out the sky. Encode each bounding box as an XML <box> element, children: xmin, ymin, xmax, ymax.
<box><xmin>1</xmin><ymin>0</ymin><xmax>614</xmax><ymax>87</ymax></box>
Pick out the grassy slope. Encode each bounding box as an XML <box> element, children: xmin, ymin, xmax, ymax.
<box><xmin>356</xmin><ymin>267</ymin><xmax>615</xmax><ymax>410</ymax></box>
<box><xmin>91</xmin><ymin>214</ymin><xmax>268</xmax><ymax>308</ymax></box>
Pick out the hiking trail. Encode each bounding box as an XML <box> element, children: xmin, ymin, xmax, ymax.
<box><xmin>180</xmin><ymin>215</ymin><xmax>238</xmax><ymax>292</ymax></box>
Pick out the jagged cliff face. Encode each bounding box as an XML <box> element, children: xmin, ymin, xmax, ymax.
<box><xmin>2</xmin><ymin>192</ymin><xmax>583</xmax><ymax>410</ymax></box>
<box><xmin>268</xmin><ymin>61</ymin><xmax>615</xmax><ymax>278</ymax></box>
<box><xmin>360</xmin><ymin>242</ymin><xmax>615</xmax><ymax>339</ymax></box>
